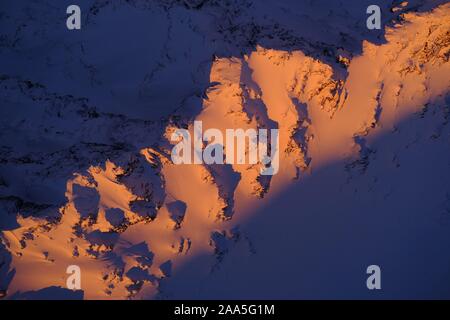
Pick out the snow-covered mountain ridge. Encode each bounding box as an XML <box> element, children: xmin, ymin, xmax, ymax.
<box><xmin>0</xmin><ymin>0</ymin><xmax>449</xmax><ymax>299</ymax></box>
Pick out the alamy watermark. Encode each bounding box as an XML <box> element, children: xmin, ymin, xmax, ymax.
<box><xmin>367</xmin><ymin>5</ymin><xmax>381</xmax><ymax>30</ymax></box>
<box><xmin>170</xmin><ymin>121</ymin><xmax>280</xmax><ymax>175</ymax></box>
<box><xmin>66</xmin><ymin>265</ymin><xmax>81</xmax><ymax>290</ymax></box>
<box><xmin>66</xmin><ymin>5</ymin><xmax>381</xmax><ymax>31</ymax></box>
<box><xmin>366</xmin><ymin>264</ymin><xmax>381</xmax><ymax>290</ymax></box>
<box><xmin>66</xmin><ymin>5</ymin><xmax>81</xmax><ymax>30</ymax></box>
